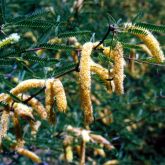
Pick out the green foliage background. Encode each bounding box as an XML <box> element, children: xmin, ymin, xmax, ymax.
<box><xmin>0</xmin><ymin>0</ymin><xmax>165</xmax><ymax>164</ymax></box>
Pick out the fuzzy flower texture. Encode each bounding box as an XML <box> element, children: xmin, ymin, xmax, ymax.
<box><xmin>0</xmin><ymin>33</ymin><xmax>20</xmax><ymax>48</ymax></box>
<box><xmin>124</xmin><ymin>23</ymin><xmax>165</xmax><ymax>63</ymax></box>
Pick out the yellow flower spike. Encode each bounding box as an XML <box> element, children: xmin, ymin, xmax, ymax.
<box><xmin>0</xmin><ymin>33</ymin><xmax>20</xmax><ymax>49</ymax></box>
<box><xmin>36</xmin><ymin>49</ymin><xmax>44</xmax><ymax>56</ymax></box>
<box><xmin>63</xmin><ymin>135</ymin><xmax>73</xmax><ymax>163</ymax></box>
<box><xmin>90</xmin><ymin>134</ymin><xmax>115</xmax><ymax>150</ymax></box>
<box><xmin>24</xmin><ymin>32</ymin><xmax>37</xmax><ymax>43</ymax></box>
<box><xmin>30</xmin><ymin>120</ymin><xmax>41</xmax><ymax>137</ymax></box>
<box><xmin>94</xmin><ymin>147</ymin><xmax>106</xmax><ymax>157</ymax></box>
<box><xmin>65</xmin><ymin>146</ymin><xmax>73</xmax><ymax>163</ymax></box>
<box><xmin>124</xmin><ymin>23</ymin><xmax>165</xmax><ymax>63</ymax></box>
<box><xmin>14</xmin><ymin>137</ymin><xmax>41</xmax><ymax>163</ymax></box>
<box><xmin>103</xmin><ymin>160</ymin><xmax>119</xmax><ymax>165</ymax></box>
<box><xmin>20</xmin><ymin>94</ymin><xmax>47</xmax><ymax>120</ymax></box>
<box><xmin>11</xmin><ymin>79</ymin><xmax>45</xmax><ymax>95</ymax></box>
<box><xmin>15</xmin><ymin>138</ymin><xmax>25</xmax><ymax>149</ymax></box>
<box><xmin>79</xmin><ymin>42</ymin><xmax>94</xmax><ymax>125</ymax></box>
<box><xmin>52</xmin><ymin>79</ymin><xmax>67</xmax><ymax>112</ymax></box>
<box><xmin>0</xmin><ymin>93</ymin><xmax>47</xmax><ymax>120</ymax></box>
<box><xmin>99</xmin><ymin>108</ymin><xmax>113</xmax><ymax>126</ymax></box>
<box><xmin>0</xmin><ymin>109</ymin><xmax>10</xmax><ymax>145</ymax></box>
<box><xmin>68</xmin><ymin>37</ymin><xmax>81</xmax><ymax>48</ymax></box>
<box><xmin>12</xmin><ymin>116</ymin><xmax>41</xmax><ymax>163</ymax></box>
<box><xmin>90</xmin><ymin>59</ymin><xmax>115</xmax><ymax>93</ymax></box>
<box><xmin>0</xmin><ymin>93</ymin><xmax>9</xmax><ymax>103</ymax></box>
<box><xmin>45</xmin><ymin>79</ymin><xmax>55</xmax><ymax>123</ymax></box>
<box><xmin>81</xmin><ymin>130</ymin><xmax>91</xmax><ymax>142</ymax></box>
<box><xmin>103</xmin><ymin>43</ymin><xmax>125</xmax><ymax>94</ymax></box>
<box><xmin>138</xmin><ymin>44</ymin><xmax>152</xmax><ymax>57</ymax></box>
<box><xmin>0</xmin><ymin>79</ymin><xmax>46</xmax><ymax>103</ymax></box>
<box><xmin>13</xmin><ymin>103</ymin><xmax>34</xmax><ymax>121</ymax></box>
<box><xmin>48</xmin><ymin>37</ymin><xmax>62</xmax><ymax>44</ymax></box>
<box><xmin>12</xmin><ymin>114</ymin><xmax>22</xmax><ymax>141</ymax></box>
<box><xmin>17</xmin><ymin>148</ymin><xmax>41</xmax><ymax>163</ymax></box>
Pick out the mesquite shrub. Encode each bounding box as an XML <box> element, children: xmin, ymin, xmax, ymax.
<box><xmin>0</xmin><ymin>0</ymin><xmax>165</xmax><ymax>164</ymax></box>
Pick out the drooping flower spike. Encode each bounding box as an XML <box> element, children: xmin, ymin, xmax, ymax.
<box><xmin>79</xmin><ymin>42</ymin><xmax>94</xmax><ymax>125</ymax></box>
<box><xmin>103</xmin><ymin>42</ymin><xmax>125</xmax><ymax>94</ymax></box>
<box><xmin>124</xmin><ymin>23</ymin><xmax>165</xmax><ymax>63</ymax></box>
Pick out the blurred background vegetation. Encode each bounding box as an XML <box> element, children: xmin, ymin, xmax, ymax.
<box><xmin>0</xmin><ymin>0</ymin><xmax>165</xmax><ymax>164</ymax></box>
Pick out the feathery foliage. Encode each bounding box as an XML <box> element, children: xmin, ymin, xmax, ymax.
<box><xmin>58</xmin><ymin>30</ymin><xmax>91</xmax><ymax>38</ymax></box>
<box><xmin>127</xmin><ymin>28</ymin><xmax>148</xmax><ymax>35</ymax></box>
<box><xmin>135</xmin><ymin>22</ymin><xmax>165</xmax><ymax>33</ymax></box>
<box><xmin>38</xmin><ymin>43</ymin><xmax>76</xmax><ymax>50</ymax></box>
<box><xmin>22</xmin><ymin>54</ymin><xmax>59</xmax><ymax>64</ymax></box>
<box><xmin>4</xmin><ymin>20</ymin><xmax>54</xmax><ymax>29</ymax></box>
<box><xmin>0</xmin><ymin>0</ymin><xmax>164</xmax><ymax>165</ymax></box>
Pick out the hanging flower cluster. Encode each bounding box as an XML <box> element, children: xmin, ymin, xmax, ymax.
<box><xmin>0</xmin><ymin>78</ymin><xmax>67</xmax><ymax>163</ymax></box>
<box><xmin>0</xmin><ymin>33</ymin><xmax>20</xmax><ymax>48</ymax></box>
<box><xmin>0</xmin><ymin>23</ymin><xmax>164</xmax><ymax>162</ymax></box>
<box><xmin>124</xmin><ymin>23</ymin><xmax>165</xmax><ymax>63</ymax></box>
<box><xmin>61</xmin><ymin>125</ymin><xmax>115</xmax><ymax>164</ymax></box>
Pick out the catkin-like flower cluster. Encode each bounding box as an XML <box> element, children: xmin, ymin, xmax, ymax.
<box><xmin>103</xmin><ymin>43</ymin><xmax>125</xmax><ymax>94</ymax></box>
<box><xmin>90</xmin><ymin>59</ymin><xmax>115</xmax><ymax>93</ymax></box>
<box><xmin>138</xmin><ymin>44</ymin><xmax>152</xmax><ymax>57</ymax></box>
<box><xmin>79</xmin><ymin>42</ymin><xmax>94</xmax><ymax>125</ymax></box>
<box><xmin>20</xmin><ymin>94</ymin><xmax>47</xmax><ymax>120</ymax></box>
<box><xmin>0</xmin><ymin>79</ymin><xmax>46</xmax><ymax>104</ymax></box>
<box><xmin>45</xmin><ymin>78</ymin><xmax>67</xmax><ymax>123</ymax></box>
<box><xmin>45</xmin><ymin>79</ymin><xmax>55</xmax><ymax>123</ymax></box>
<box><xmin>13</xmin><ymin>102</ymin><xmax>34</xmax><ymax>120</ymax></box>
<box><xmin>53</xmin><ymin>79</ymin><xmax>67</xmax><ymax>112</ymax></box>
<box><xmin>0</xmin><ymin>30</ymin><xmax>162</xmax><ymax>162</ymax></box>
<box><xmin>0</xmin><ymin>78</ymin><xmax>67</xmax><ymax>162</ymax></box>
<box><xmin>30</xmin><ymin>121</ymin><xmax>41</xmax><ymax>137</ymax></box>
<box><xmin>16</xmin><ymin>146</ymin><xmax>41</xmax><ymax>163</ymax></box>
<box><xmin>124</xmin><ymin>23</ymin><xmax>165</xmax><ymax>63</ymax></box>
<box><xmin>0</xmin><ymin>33</ymin><xmax>20</xmax><ymax>48</ymax></box>
<box><xmin>64</xmin><ymin>125</ymin><xmax>114</xmax><ymax>164</ymax></box>
<box><xmin>12</xmin><ymin>112</ymin><xmax>41</xmax><ymax>163</ymax></box>
<box><xmin>69</xmin><ymin>40</ymin><xmax>115</xmax><ymax>124</ymax></box>
<box><xmin>11</xmin><ymin>79</ymin><xmax>46</xmax><ymax>95</ymax></box>
<box><xmin>0</xmin><ymin>110</ymin><xmax>9</xmax><ymax>145</ymax></box>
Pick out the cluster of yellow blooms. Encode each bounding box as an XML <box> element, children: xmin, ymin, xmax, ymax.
<box><xmin>0</xmin><ymin>24</ymin><xmax>164</xmax><ymax>162</ymax></box>
<box><xmin>79</xmin><ymin>41</ymin><xmax>125</xmax><ymax>125</ymax></box>
<box><xmin>62</xmin><ymin>125</ymin><xmax>116</xmax><ymax>165</ymax></box>
<box><xmin>124</xmin><ymin>23</ymin><xmax>165</xmax><ymax>63</ymax></box>
<box><xmin>0</xmin><ymin>78</ymin><xmax>67</xmax><ymax>163</ymax></box>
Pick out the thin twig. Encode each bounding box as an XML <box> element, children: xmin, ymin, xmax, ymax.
<box><xmin>125</xmin><ymin>57</ymin><xmax>165</xmax><ymax>67</ymax></box>
<box><xmin>23</xmin><ymin>63</ymin><xmax>80</xmax><ymax>103</ymax></box>
<box><xmin>94</xmin><ymin>24</ymin><xmax>116</xmax><ymax>49</ymax></box>
<box><xmin>23</xmin><ymin>87</ymin><xmax>45</xmax><ymax>104</ymax></box>
<box><xmin>80</xmin><ymin>140</ymin><xmax>86</xmax><ymax>165</ymax></box>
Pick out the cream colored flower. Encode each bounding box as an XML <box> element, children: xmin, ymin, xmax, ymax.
<box><xmin>103</xmin><ymin>43</ymin><xmax>125</xmax><ymax>94</ymax></box>
<box><xmin>20</xmin><ymin>94</ymin><xmax>47</xmax><ymax>120</ymax></box>
<box><xmin>45</xmin><ymin>79</ymin><xmax>55</xmax><ymax>123</ymax></box>
<box><xmin>0</xmin><ymin>33</ymin><xmax>20</xmax><ymax>48</ymax></box>
<box><xmin>13</xmin><ymin>103</ymin><xmax>34</xmax><ymax>120</ymax></box>
<box><xmin>79</xmin><ymin>42</ymin><xmax>94</xmax><ymax>125</ymax></box>
<box><xmin>0</xmin><ymin>110</ymin><xmax>9</xmax><ymax>145</ymax></box>
<box><xmin>124</xmin><ymin>23</ymin><xmax>165</xmax><ymax>63</ymax></box>
<box><xmin>52</xmin><ymin>79</ymin><xmax>67</xmax><ymax>112</ymax></box>
<box><xmin>90</xmin><ymin>59</ymin><xmax>115</xmax><ymax>93</ymax></box>
<box><xmin>16</xmin><ymin>148</ymin><xmax>41</xmax><ymax>163</ymax></box>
